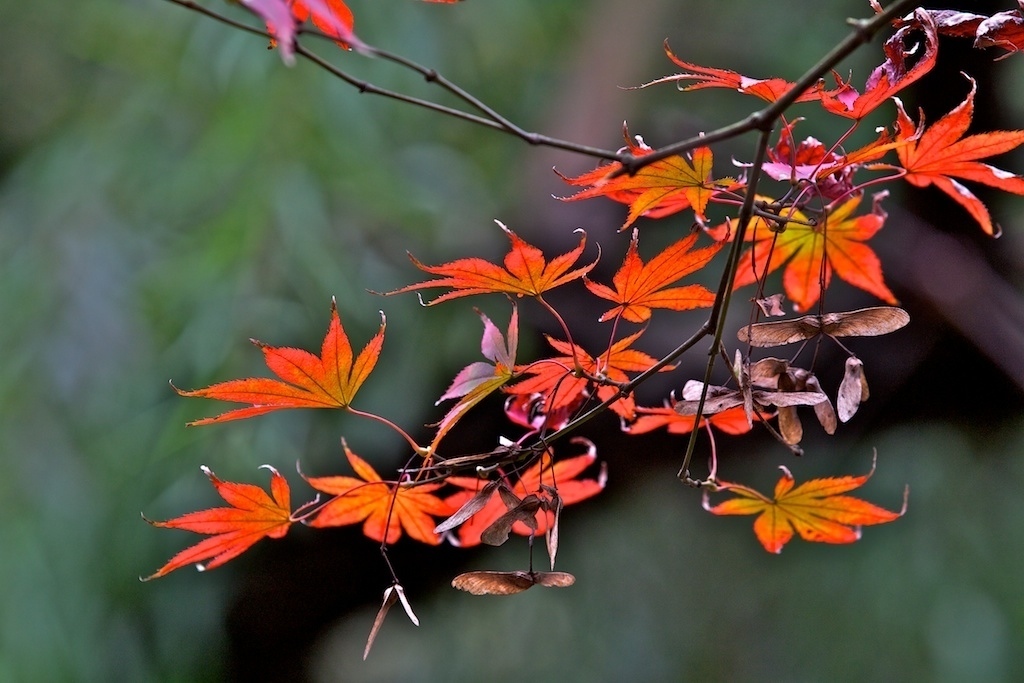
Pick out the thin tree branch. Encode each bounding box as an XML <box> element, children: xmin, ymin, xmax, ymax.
<box><xmin>617</xmin><ymin>0</ymin><xmax>919</xmax><ymax>174</ymax></box>
<box><xmin>676</xmin><ymin>129</ymin><xmax>774</xmax><ymax>484</ymax></box>
<box><xmin>165</xmin><ymin>0</ymin><xmax>915</xmax><ymax>173</ymax></box>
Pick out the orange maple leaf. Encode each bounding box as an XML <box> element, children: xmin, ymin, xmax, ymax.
<box><xmin>820</xmin><ymin>9</ymin><xmax>937</xmax><ymax>120</ymax></box>
<box><xmin>721</xmin><ymin>192</ymin><xmax>896</xmax><ymax>312</ymax></box>
<box><xmin>584</xmin><ymin>231</ymin><xmax>721</xmax><ymax>323</ymax></box>
<box><xmin>558</xmin><ymin>126</ymin><xmax>729</xmax><ymax>229</ymax></box>
<box><xmin>305</xmin><ymin>442</ymin><xmax>453</xmax><ymax>545</ymax></box>
<box><xmin>703</xmin><ymin>455</ymin><xmax>907</xmax><ymax>553</ymax></box>
<box><xmin>894</xmin><ymin>76</ymin><xmax>1024</xmax><ymax>236</ymax></box>
<box><xmin>174</xmin><ymin>299</ymin><xmax>385</xmax><ymax>425</ymax></box>
<box><xmin>507</xmin><ymin>330</ymin><xmax>666</xmax><ymax>421</ymax></box>
<box><xmin>643</xmin><ymin>42</ymin><xmax>827</xmax><ymax>103</ymax></box>
<box><xmin>443</xmin><ymin>448</ymin><xmax>605</xmax><ymax>548</ymax></box>
<box><xmin>625</xmin><ymin>404</ymin><xmax>754</xmax><ymax>436</ymax></box>
<box><xmin>142</xmin><ymin>465</ymin><xmax>293</xmax><ymax>579</ymax></box>
<box><xmin>387</xmin><ymin>221</ymin><xmax>596</xmax><ymax>304</ymax></box>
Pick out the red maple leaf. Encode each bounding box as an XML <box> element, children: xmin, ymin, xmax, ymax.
<box><xmin>175</xmin><ymin>299</ymin><xmax>385</xmax><ymax>424</ymax></box>
<box><xmin>644</xmin><ymin>42</ymin><xmax>828</xmax><ymax>103</ymax></box>
<box><xmin>305</xmin><ymin>441</ymin><xmax>454</xmax><ymax>545</ymax></box>
<box><xmin>507</xmin><ymin>330</ymin><xmax>666</xmax><ymax>421</ymax></box>
<box><xmin>143</xmin><ymin>465</ymin><xmax>293</xmax><ymax>579</ymax></box>
<box><xmin>703</xmin><ymin>455</ymin><xmax>907</xmax><ymax>553</ymax></box>
<box><xmin>625</xmin><ymin>404</ymin><xmax>754</xmax><ymax>436</ymax></box>
<box><xmin>584</xmin><ymin>231</ymin><xmax>721</xmax><ymax>323</ymax></box>
<box><xmin>894</xmin><ymin>76</ymin><xmax>1024</xmax><ymax>236</ymax></box>
<box><xmin>820</xmin><ymin>9</ymin><xmax>938</xmax><ymax>120</ymax></box>
<box><xmin>720</xmin><ymin>192</ymin><xmax>896</xmax><ymax>312</ymax></box>
<box><xmin>388</xmin><ymin>221</ymin><xmax>596</xmax><ymax>304</ymax></box>
<box><xmin>760</xmin><ymin>122</ymin><xmax>905</xmax><ymax>204</ymax></box>
<box><xmin>251</xmin><ymin>0</ymin><xmax>357</xmax><ymax>63</ymax></box>
<box><xmin>443</xmin><ymin>448</ymin><xmax>605</xmax><ymax>548</ymax></box>
<box><xmin>557</xmin><ymin>126</ymin><xmax>730</xmax><ymax>229</ymax></box>
<box><xmin>289</xmin><ymin>0</ymin><xmax>355</xmax><ymax>45</ymax></box>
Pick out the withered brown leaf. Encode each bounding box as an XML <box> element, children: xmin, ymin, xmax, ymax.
<box><xmin>755</xmin><ymin>293</ymin><xmax>787</xmax><ymax>317</ymax></box>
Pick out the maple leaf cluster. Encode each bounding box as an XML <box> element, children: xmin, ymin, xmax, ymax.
<box><xmin>145</xmin><ymin>2</ymin><xmax>1024</xmax><ymax>655</ymax></box>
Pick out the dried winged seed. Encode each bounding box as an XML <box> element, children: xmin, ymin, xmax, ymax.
<box><xmin>497</xmin><ymin>482</ymin><xmax>523</xmax><ymax>510</ymax></box>
<box><xmin>748</xmin><ymin>357</ymin><xmax>790</xmax><ymax>385</ymax></box>
<box><xmin>778</xmin><ymin>405</ymin><xmax>803</xmax><ymax>445</ymax></box>
<box><xmin>738</xmin><ymin>306</ymin><xmax>909</xmax><ymax>347</ymax></box>
<box><xmin>451</xmin><ymin>570</ymin><xmax>576</xmax><ymax>596</ymax></box>
<box><xmin>776</xmin><ymin>373</ymin><xmax>803</xmax><ymax>445</ymax></box>
<box><xmin>673</xmin><ymin>390</ymin><xmax>744</xmax><ymax>415</ymax></box>
<box><xmin>751</xmin><ymin>389</ymin><xmax>828</xmax><ymax>408</ymax></box>
<box><xmin>738</xmin><ymin>317</ymin><xmax>822</xmax><ymax>347</ymax></box>
<box><xmin>363</xmin><ymin>586</ymin><xmax>399</xmax><ymax>660</ymax></box>
<box><xmin>532</xmin><ymin>571</ymin><xmax>576</xmax><ymax>588</ymax></box>
<box><xmin>452</xmin><ymin>571</ymin><xmax>535</xmax><ymax>595</ymax></box>
<box><xmin>825</xmin><ymin>306</ymin><xmax>909</xmax><ymax>337</ymax></box>
<box><xmin>541</xmin><ymin>486</ymin><xmax>564</xmax><ymax>570</ymax></box>
<box><xmin>434</xmin><ymin>480</ymin><xmax>500</xmax><ymax>534</ymax></box>
<box><xmin>480</xmin><ymin>495</ymin><xmax>541</xmax><ymax>546</ymax></box>
<box><xmin>805</xmin><ymin>374</ymin><xmax>837</xmax><ymax>434</ymax></box>
<box><xmin>837</xmin><ymin>356</ymin><xmax>868</xmax><ymax>422</ymax></box>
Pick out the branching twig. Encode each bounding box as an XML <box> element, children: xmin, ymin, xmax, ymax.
<box><xmin>165</xmin><ymin>0</ymin><xmax>921</xmax><ymax>473</ymax></box>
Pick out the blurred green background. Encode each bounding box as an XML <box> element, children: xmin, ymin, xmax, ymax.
<box><xmin>2</xmin><ymin>0</ymin><xmax>1024</xmax><ymax>681</ymax></box>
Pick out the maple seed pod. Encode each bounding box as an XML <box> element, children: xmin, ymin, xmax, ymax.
<box><xmin>737</xmin><ymin>306</ymin><xmax>909</xmax><ymax>347</ymax></box>
<box><xmin>451</xmin><ymin>570</ymin><xmax>576</xmax><ymax>596</ymax></box>
<box><xmin>837</xmin><ymin>356</ymin><xmax>868</xmax><ymax>422</ymax></box>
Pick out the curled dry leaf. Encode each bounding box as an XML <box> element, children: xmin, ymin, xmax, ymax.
<box><xmin>737</xmin><ymin>306</ymin><xmax>909</xmax><ymax>347</ymax></box>
<box><xmin>451</xmin><ymin>570</ymin><xmax>576</xmax><ymax>596</ymax></box>
<box><xmin>820</xmin><ymin>8</ymin><xmax>938</xmax><ymax>120</ymax></box>
<box><xmin>755</xmin><ymin>293</ymin><xmax>787</xmax><ymax>317</ymax></box>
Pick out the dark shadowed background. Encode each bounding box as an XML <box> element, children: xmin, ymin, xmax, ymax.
<box><xmin>2</xmin><ymin>0</ymin><xmax>1024</xmax><ymax>681</ymax></box>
